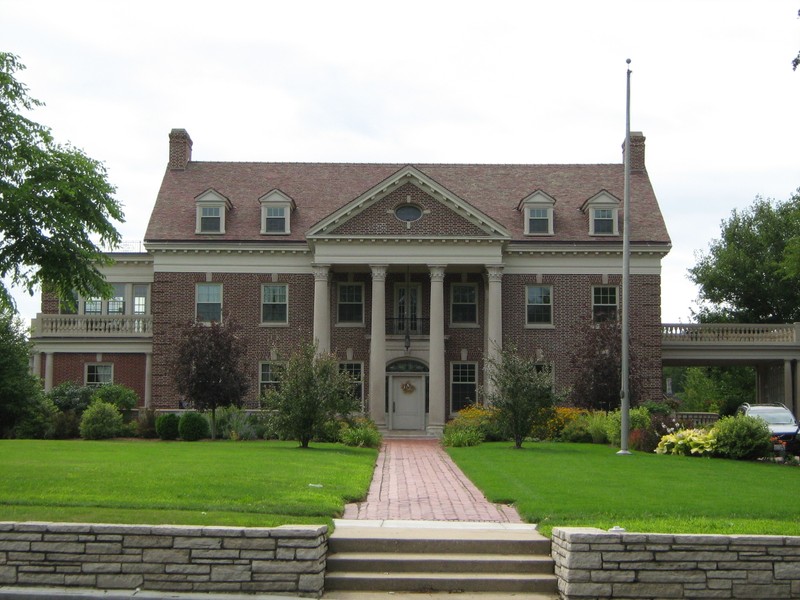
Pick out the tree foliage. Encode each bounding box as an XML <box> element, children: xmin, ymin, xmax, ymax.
<box><xmin>0</xmin><ymin>310</ymin><xmax>44</xmax><ymax>436</ymax></box>
<box><xmin>172</xmin><ymin>318</ymin><xmax>249</xmax><ymax>439</ymax></box>
<box><xmin>485</xmin><ymin>345</ymin><xmax>556</xmax><ymax>449</ymax></box>
<box><xmin>262</xmin><ymin>342</ymin><xmax>359</xmax><ymax>448</ymax></box>
<box><xmin>689</xmin><ymin>191</ymin><xmax>800</xmax><ymax>323</ymax></box>
<box><xmin>0</xmin><ymin>53</ymin><xmax>123</xmax><ymax>312</ymax></box>
<box><xmin>677</xmin><ymin>366</ymin><xmax>755</xmax><ymax>416</ymax></box>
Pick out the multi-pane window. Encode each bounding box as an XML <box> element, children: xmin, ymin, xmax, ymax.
<box><xmin>133</xmin><ymin>285</ymin><xmax>148</xmax><ymax>315</ymax></box>
<box><xmin>339</xmin><ymin>362</ymin><xmax>364</xmax><ymax>408</ymax></box>
<box><xmin>259</xmin><ymin>362</ymin><xmax>283</xmax><ymax>394</ymax></box>
<box><xmin>84</xmin><ymin>297</ymin><xmax>102</xmax><ymax>315</ymax></box>
<box><xmin>593</xmin><ymin>208</ymin><xmax>615</xmax><ymax>234</ymax></box>
<box><xmin>338</xmin><ymin>283</ymin><xmax>364</xmax><ymax>324</ymax></box>
<box><xmin>451</xmin><ymin>362</ymin><xmax>477</xmax><ymax>413</ymax></box>
<box><xmin>262</xmin><ymin>284</ymin><xmax>288</xmax><ymax>324</ymax></box>
<box><xmin>527</xmin><ymin>208</ymin><xmax>550</xmax><ymax>234</ymax></box>
<box><xmin>200</xmin><ymin>206</ymin><xmax>221</xmax><ymax>232</ymax></box>
<box><xmin>593</xmin><ymin>286</ymin><xmax>618</xmax><ymax>322</ymax></box>
<box><xmin>264</xmin><ymin>207</ymin><xmax>286</xmax><ymax>233</ymax></box>
<box><xmin>526</xmin><ymin>285</ymin><xmax>552</xmax><ymax>325</ymax></box>
<box><xmin>451</xmin><ymin>284</ymin><xmax>477</xmax><ymax>325</ymax></box>
<box><xmin>60</xmin><ymin>291</ymin><xmax>79</xmax><ymax>315</ymax></box>
<box><xmin>86</xmin><ymin>364</ymin><xmax>113</xmax><ymax>387</ymax></box>
<box><xmin>196</xmin><ymin>283</ymin><xmax>222</xmax><ymax>322</ymax></box>
<box><xmin>108</xmin><ymin>284</ymin><xmax>126</xmax><ymax>315</ymax></box>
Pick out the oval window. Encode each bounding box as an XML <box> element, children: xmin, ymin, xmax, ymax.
<box><xmin>395</xmin><ymin>204</ymin><xmax>423</xmax><ymax>222</ymax></box>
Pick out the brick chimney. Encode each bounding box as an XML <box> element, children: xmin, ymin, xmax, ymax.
<box><xmin>168</xmin><ymin>129</ymin><xmax>193</xmax><ymax>170</ymax></box>
<box><xmin>623</xmin><ymin>131</ymin><xmax>646</xmax><ymax>173</ymax></box>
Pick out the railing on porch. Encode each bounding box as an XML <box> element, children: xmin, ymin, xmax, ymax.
<box><xmin>385</xmin><ymin>318</ymin><xmax>431</xmax><ymax>336</ymax></box>
<box><xmin>661</xmin><ymin>323</ymin><xmax>798</xmax><ymax>344</ymax></box>
<box><xmin>32</xmin><ymin>314</ymin><xmax>153</xmax><ymax>337</ymax></box>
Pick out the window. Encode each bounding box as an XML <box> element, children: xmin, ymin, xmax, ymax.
<box><xmin>519</xmin><ymin>190</ymin><xmax>556</xmax><ymax>235</ymax></box>
<box><xmin>60</xmin><ymin>291</ymin><xmax>78</xmax><ymax>315</ymax></box>
<box><xmin>527</xmin><ymin>208</ymin><xmax>551</xmax><ymax>234</ymax></box>
<box><xmin>259</xmin><ymin>362</ymin><xmax>283</xmax><ymax>394</ymax></box>
<box><xmin>339</xmin><ymin>362</ymin><xmax>364</xmax><ymax>408</ymax></box>
<box><xmin>526</xmin><ymin>285</ymin><xmax>552</xmax><ymax>326</ymax></box>
<box><xmin>593</xmin><ymin>286</ymin><xmax>618</xmax><ymax>322</ymax></box>
<box><xmin>84</xmin><ymin>297</ymin><xmax>102</xmax><ymax>315</ymax></box>
<box><xmin>262</xmin><ymin>284</ymin><xmax>288</xmax><ymax>324</ymax></box>
<box><xmin>133</xmin><ymin>285</ymin><xmax>148</xmax><ymax>315</ymax></box>
<box><xmin>337</xmin><ymin>283</ymin><xmax>364</xmax><ymax>324</ymax></box>
<box><xmin>451</xmin><ymin>283</ymin><xmax>477</xmax><ymax>325</ymax></box>
<box><xmin>593</xmin><ymin>208</ymin><xmax>615</xmax><ymax>235</ymax></box>
<box><xmin>200</xmin><ymin>207</ymin><xmax>221</xmax><ymax>233</ymax></box>
<box><xmin>196</xmin><ymin>283</ymin><xmax>222</xmax><ymax>322</ymax></box>
<box><xmin>259</xmin><ymin>190</ymin><xmax>295</xmax><ymax>235</ymax></box>
<box><xmin>451</xmin><ymin>362</ymin><xmax>477</xmax><ymax>413</ymax></box>
<box><xmin>108</xmin><ymin>284</ymin><xmax>126</xmax><ymax>315</ymax></box>
<box><xmin>395</xmin><ymin>204</ymin><xmax>423</xmax><ymax>223</ymax></box>
<box><xmin>86</xmin><ymin>364</ymin><xmax>113</xmax><ymax>387</ymax></box>
<box><xmin>264</xmin><ymin>207</ymin><xmax>286</xmax><ymax>233</ymax></box>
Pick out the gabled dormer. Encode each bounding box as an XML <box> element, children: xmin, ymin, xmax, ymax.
<box><xmin>581</xmin><ymin>190</ymin><xmax>621</xmax><ymax>236</ymax></box>
<box><xmin>517</xmin><ymin>190</ymin><xmax>556</xmax><ymax>236</ymax></box>
<box><xmin>195</xmin><ymin>189</ymin><xmax>232</xmax><ymax>234</ymax></box>
<box><xmin>259</xmin><ymin>189</ymin><xmax>296</xmax><ymax>235</ymax></box>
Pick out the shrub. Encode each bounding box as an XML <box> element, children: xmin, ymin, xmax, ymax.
<box><xmin>450</xmin><ymin>404</ymin><xmax>504</xmax><ymax>441</ymax></box>
<box><xmin>79</xmin><ymin>401</ymin><xmax>123</xmax><ymax>440</ymax></box>
<box><xmin>532</xmin><ymin>406</ymin><xmax>588</xmax><ymax>441</ymax></box>
<box><xmin>443</xmin><ymin>424</ymin><xmax>484</xmax><ymax>447</ymax></box>
<box><xmin>712</xmin><ymin>414</ymin><xmax>772</xmax><ymax>460</ymax></box>
<box><xmin>655</xmin><ymin>428</ymin><xmax>716</xmax><ymax>456</ymax></box>
<box><xmin>605</xmin><ymin>407</ymin><xmax>651</xmax><ymax>447</ymax></box>
<box><xmin>137</xmin><ymin>409</ymin><xmax>158</xmax><ymax>438</ymax></box>
<box><xmin>214</xmin><ymin>406</ymin><xmax>258</xmax><ymax>441</ymax></box>
<box><xmin>179</xmin><ymin>411</ymin><xmax>210</xmax><ymax>441</ymax></box>
<box><xmin>629</xmin><ymin>426</ymin><xmax>662</xmax><ymax>453</ymax></box>
<box><xmin>92</xmin><ymin>384</ymin><xmax>138</xmax><ymax>413</ymax></box>
<box><xmin>559</xmin><ymin>416</ymin><xmax>593</xmax><ymax>443</ymax></box>
<box><xmin>14</xmin><ymin>393</ymin><xmax>58</xmax><ymax>439</ymax></box>
<box><xmin>339</xmin><ymin>418</ymin><xmax>382</xmax><ymax>448</ymax></box>
<box><xmin>156</xmin><ymin>413</ymin><xmax>179</xmax><ymax>440</ymax></box>
<box><xmin>47</xmin><ymin>382</ymin><xmax>94</xmax><ymax>415</ymax></box>
<box><xmin>53</xmin><ymin>410</ymin><xmax>82</xmax><ymax>439</ymax></box>
<box><xmin>585</xmin><ymin>411</ymin><xmax>610</xmax><ymax>444</ymax></box>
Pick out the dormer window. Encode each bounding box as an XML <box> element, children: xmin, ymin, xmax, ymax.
<box><xmin>582</xmin><ymin>191</ymin><xmax>621</xmax><ymax>236</ymax></box>
<box><xmin>195</xmin><ymin>189</ymin><xmax>231</xmax><ymax>234</ymax></box>
<box><xmin>259</xmin><ymin>189</ymin><xmax>296</xmax><ymax>235</ymax></box>
<box><xmin>518</xmin><ymin>190</ymin><xmax>555</xmax><ymax>236</ymax></box>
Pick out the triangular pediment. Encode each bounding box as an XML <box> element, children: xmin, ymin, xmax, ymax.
<box><xmin>307</xmin><ymin>166</ymin><xmax>510</xmax><ymax>240</ymax></box>
<box><xmin>516</xmin><ymin>189</ymin><xmax>557</xmax><ymax>211</ymax></box>
<box><xmin>581</xmin><ymin>189</ymin><xmax>620</xmax><ymax>213</ymax></box>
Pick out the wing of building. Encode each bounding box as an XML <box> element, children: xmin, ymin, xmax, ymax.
<box><xmin>31</xmin><ymin>129</ymin><xmax>671</xmax><ymax>434</ymax></box>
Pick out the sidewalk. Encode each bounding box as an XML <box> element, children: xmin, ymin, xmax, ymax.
<box><xmin>343</xmin><ymin>438</ymin><xmax>521</xmax><ymax>522</ymax></box>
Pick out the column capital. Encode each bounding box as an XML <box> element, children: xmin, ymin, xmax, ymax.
<box><xmin>311</xmin><ymin>263</ymin><xmax>330</xmax><ymax>281</ymax></box>
<box><xmin>428</xmin><ymin>265</ymin><xmax>447</xmax><ymax>281</ymax></box>
<box><xmin>370</xmin><ymin>264</ymin><xmax>388</xmax><ymax>281</ymax></box>
<box><xmin>486</xmin><ymin>265</ymin><xmax>504</xmax><ymax>282</ymax></box>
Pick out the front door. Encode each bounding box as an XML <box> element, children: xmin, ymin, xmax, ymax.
<box><xmin>391</xmin><ymin>374</ymin><xmax>425</xmax><ymax>430</ymax></box>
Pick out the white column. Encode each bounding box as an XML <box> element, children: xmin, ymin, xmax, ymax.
<box><xmin>312</xmin><ymin>264</ymin><xmax>331</xmax><ymax>354</ymax></box>
<box><xmin>427</xmin><ymin>265</ymin><xmax>447</xmax><ymax>435</ymax></box>
<box><xmin>369</xmin><ymin>265</ymin><xmax>388</xmax><ymax>426</ymax></box>
<box><xmin>44</xmin><ymin>352</ymin><xmax>54</xmax><ymax>392</ymax></box>
<box><xmin>793</xmin><ymin>360</ymin><xmax>800</xmax><ymax>420</ymax></box>
<box><xmin>32</xmin><ymin>352</ymin><xmax>42</xmax><ymax>380</ymax></box>
<box><xmin>485</xmin><ymin>265</ymin><xmax>504</xmax><ymax>398</ymax></box>
<box><xmin>784</xmin><ymin>359</ymin><xmax>793</xmax><ymax>410</ymax></box>
<box><xmin>144</xmin><ymin>352</ymin><xmax>153</xmax><ymax>409</ymax></box>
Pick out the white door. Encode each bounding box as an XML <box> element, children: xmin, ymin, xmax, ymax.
<box><xmin>391</xmin><ymin>375</ymin><xmax>425</xmax><ymax>430</ymax></box>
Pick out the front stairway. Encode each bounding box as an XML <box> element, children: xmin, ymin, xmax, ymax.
<box><xmin>325</xmin><ymin>520</ymin><xmax>558</xmax><ymax>596</ymax></box>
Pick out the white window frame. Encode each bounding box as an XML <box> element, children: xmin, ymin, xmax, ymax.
<box><xmin>582</xmin><ymin>191</ymin><xmax>620</xmax><ymax>236</ymax></box>
<box><xmin>518</xmin><ymin>190</ymin><xmax>556</xmax><ymax>236</ymax></box>
<box><xmin>339</xmin><ymin>361</ymin><xmax>365</xmax><ymax>409</ymax></box>
<box><xmin>195</xmin><ymin>189</ymin><xmax>231</xmax><ymax>235</ymax></box>
<box><xmin>259</xmin><ymin>361</ymin><xmax>284</xmax><ymax>395</ymax></box>
<box><xmin>592</xmin><ymin>285</ymin><xmax>618</xmax><ymax>323</ymax></box>
<box><xmin>259</xmin><ymin>190</ymin><xmax>296</xmax><ymax>235</ymax></box>
<box><xmin>450</xmin><ymin>283</ymin><xmax>478</xmax><ymax>327</ymax></box>
<box><xmin>196</xmin><ymin>283</ymin><xmax>223</xmax><ymax>323</ymax></box>
<box><xmin>261</xmin><ymin>284</ymin><xmax>289</xmax><ymax>326</ymax></box>
<box><xmin>525</xmin><ymin>285</ymin><xmax>553</xmax><ymax>327</ymax></box>
<box><xmin>450</xmin><ymin>362</ymin><xmax>478</xmax><ymax>415</ymax></box>
<box><xmin>85</xmin><ymin>363</ymin><xmax>113</xmax><ymax>387</ymax></box>
<box><xmin>337</xmin><ymin>282</ymin><xmax>365</xmax><ymax>326</ymax></box>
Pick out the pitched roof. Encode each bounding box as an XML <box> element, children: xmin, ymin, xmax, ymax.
<box><xmin>145</xmin><ymin>158</ymin><xmax>670</xmax><ymax>246</ymax></box>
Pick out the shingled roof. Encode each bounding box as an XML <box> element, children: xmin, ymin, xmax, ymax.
<box><xmin>145</xmin><ymin>131</ymin><xmax>671</xmax><ymax>246</ymax></box>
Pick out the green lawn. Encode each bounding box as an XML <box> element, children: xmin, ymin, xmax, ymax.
<box><xmin>447</xmin><ymin>442</ymin><xmax>800</xmax><ymax>537</ymax></box>
<box><xmin>0</xmin><ymin>440</ymin><xmax>376</xmax><ymax>528</ymax></box>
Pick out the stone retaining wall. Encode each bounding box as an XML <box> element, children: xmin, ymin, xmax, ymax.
<box><xmin>552</xmin><ymin>527</ymin><xmax>800</xmax><ymax>599</ymax></box>
<box><xmin>0</xmin><ymin>521</ymin><xmax>327</xmax><ymax>597</ymax></box>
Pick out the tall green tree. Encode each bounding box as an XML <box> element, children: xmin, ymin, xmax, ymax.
<box><xmin>0</xmin><ymin>310</ymin><xmax>44</xmax><ymax>436</ymax></box>
<box><xmin>172</xmin><ymin>318</ymin><xmax>250</xmax><ymax>439</ymax></box>
<box><xmin>0</xmin><ymin>53</ymin><xmax>123</xmax><ymax>311</ymax></box>
<box><xmin>689</xmin><ymin>191</ymin><xmax>800</xmax><ymax>324</ymax></box>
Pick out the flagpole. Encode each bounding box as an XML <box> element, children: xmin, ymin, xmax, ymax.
<box><xmin>618</xmin><ymin>58</ymin><xmax>632</xmax><ymax>456</ymax></box>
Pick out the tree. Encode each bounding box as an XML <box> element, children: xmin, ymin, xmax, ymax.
<box><xmin>172</xmin><ymin>318</ymin><xmax>249</xmax><ymax>439</ymax></box>
<box><xmin>689</xmin><ymin>191</ymin><xmax>800</xmax><ymax>324</ymax></box>
<box><xmin>0</xmin><ymin>53</ymin><xmax>123</xmax><ymax>312</ymax></box>
<box><xmin>678</xmin><ymin>366</ymin><xmax>755</xmax><ymax>416</ymax></box>
<box><xmin>485</xmin><ymin>345</ymin><xmax>556</xmax><ymax>449</ymax></box>
<box><xmin>569</xmin><ymin>320</ymin><xmax>642</xmax><ymax>412</ymax></box>
<box><xmin>262</xmin><ymin>342</ymin><xmax>359</xmax><ymax>448</ymax></box>
<box><xmin>0</xmin><ymin>310</ymin><xmax>44</xmax><ymax>436</ymax></box>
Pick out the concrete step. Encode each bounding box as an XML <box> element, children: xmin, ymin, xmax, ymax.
<box><xmin>327</xmin><ymin>551</ymin><xmax>554</xmax><ymax>574</ymax></box>
<box><xmin>324</xmin><ymin>571</ymin><xmax>558</xmax><ymax>593</ymax></box>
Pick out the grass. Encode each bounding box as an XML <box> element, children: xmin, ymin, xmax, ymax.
<box><xmin>0</xmin><ymin>440</ymin><xmax>376</xmax><ymax>528</ymax></box>
<box><xmin>447</xmin><ymin>441</ymin><xmax>800</xmax><ymax>537</ymax></box>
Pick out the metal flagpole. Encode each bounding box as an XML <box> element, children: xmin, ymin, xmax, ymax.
<box><xmin>618</xmin><ymin>58</ymin><xmax>632</xmax><ymax>456</ymax></box>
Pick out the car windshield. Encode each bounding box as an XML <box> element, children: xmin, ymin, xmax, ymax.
<box><xmin>752</xmin><ymin>409</ymin><xmax>796</xmax><ymax>425</ymax></box>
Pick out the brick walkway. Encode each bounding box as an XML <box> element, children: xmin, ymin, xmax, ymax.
<box><xmin>343</xmin><ymin>439</ymin><xmax>521</xmax><ymax>522</ymax></box>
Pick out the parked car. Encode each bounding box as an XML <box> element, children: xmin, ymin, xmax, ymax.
<box><xmin>737</xmin><ymin>403</ymin><xmax>799</xmax><ymax>449</ymax></box>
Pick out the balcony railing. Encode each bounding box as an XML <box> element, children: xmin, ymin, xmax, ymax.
<box><xmin>32</xmin><ymin>314</ymin><xmax>153</xmax><ymax>338</ymax></box>
<box><xmin>662</xmin><ymin>323</ymin><xmax>798</xmax><ymax>344</ymax></box>
<box><xmin>386</xmin><ymin>318</ymin><xmax>431</xmax><ymax>336</ymax></box>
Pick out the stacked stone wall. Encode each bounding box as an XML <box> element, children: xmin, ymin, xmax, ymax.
<box><xmin>0</xmin><ymin>522</ymin><xmax>326</xmax><ymax>597</ymax></box>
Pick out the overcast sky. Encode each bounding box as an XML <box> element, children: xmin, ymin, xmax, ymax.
<box><xmin>2</xmin><ymin>0</ymin><xmax>799</xmax><ymax>325</ymax></box>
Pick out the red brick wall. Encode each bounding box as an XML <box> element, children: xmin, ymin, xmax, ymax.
<box><xmin>48</xmin><ymin>353</ymin><xmax>147</xmax><ymax>405</ymax></box>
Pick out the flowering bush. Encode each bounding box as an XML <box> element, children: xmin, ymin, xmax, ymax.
<box><xmin>450</xmin><ymin>404</ymin><xmax>505</xmax><ymax>441</ymax></box>
<box><xmin>532</xmin><ymin>406</ymin><xmax>588</xmax><ymax>440</ymax></box>
<box><xmin>655</xmin><ymin>428</ymin><xmax>716</xmax><ymax>456</ymax></box>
